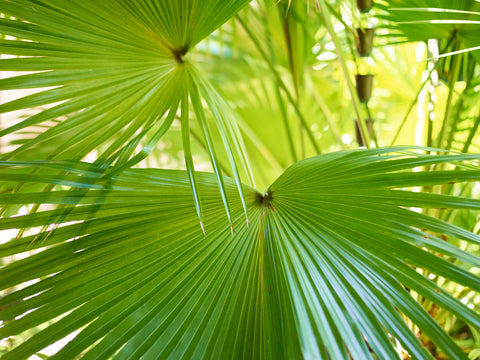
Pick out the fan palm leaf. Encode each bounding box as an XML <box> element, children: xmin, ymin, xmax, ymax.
<box><xmin>1</xmin><ymin>148</ymin><xmax>480</xmax><ymax>359</ymax></box>
<box><xmin>0</xmin><ymin>0</ymin><xmax>253</xmax><ymax>225</ymax></box>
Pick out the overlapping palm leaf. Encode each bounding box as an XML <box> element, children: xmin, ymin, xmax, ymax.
<box><xmin>377</xmin><ymin>0</ymin><xmax>480</xmax><ymax>62</ymax></box>
<box><xmin>0</xmin><ymin>0</ymin><xmax>253</xmax><ymax>224</ymax></box>
<box><xmin>1</xmin><ymin>148</ymin><xmax>480</xmax><ymax>359</ymax></box>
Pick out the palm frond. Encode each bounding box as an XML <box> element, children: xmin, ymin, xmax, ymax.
<box><xmin>0</xmin><ymin>0</ymin><xmax>252</xmax><ymax>224</ymax></box>
<box><xmin>1</xmin><ymin>148</ymin><xmax>480</xmax><ymax>359</ymax></box>
<box><xmin>377</xmin><ymin>0</ymin><xmax>480</xmax><ymax>62</ymax></box>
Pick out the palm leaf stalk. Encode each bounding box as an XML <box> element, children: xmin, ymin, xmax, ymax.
<box><xmin>315</xmin><ymin>0</ymin><xmax>370</xmax><ymax>147</ymax></box>
<box><xmin>236</xmin><ymin>12</ymin><xmax>321</xmax><ymax>155</ymax></box>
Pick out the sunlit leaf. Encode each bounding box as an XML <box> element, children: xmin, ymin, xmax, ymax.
<box><xmin>378</xmin><ymin>0</ymin><xmax>480</xmax><ymax>62</ymax></box>
<box><xmin>0</xmin><ymin>0</ymin><xmax>253</xmax><ymax>223</ymax></box>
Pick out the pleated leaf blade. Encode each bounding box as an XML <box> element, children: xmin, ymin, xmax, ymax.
<box><xmin>1</xmin><ymin>148</ymin><xmax>480</xmax><ymax>359</ymax></box>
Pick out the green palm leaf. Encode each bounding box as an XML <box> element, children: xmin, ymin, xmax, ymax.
<box><xmin>0</xmin><ymin>0</ymin><xmax>253</xmax><ymax>225</ymax></box>
<box><xmin>1</xmin><ymin>148</ymin><xmax>480</xmax><ymax>359</ymax></box>
<box><xmin>378</xmin><ymin>0</ymin><xmax>480</xmax><ymax>62</ymax></box>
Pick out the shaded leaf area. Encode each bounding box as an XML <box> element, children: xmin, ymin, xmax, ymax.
<box><xmin>1</xmin><ymin>148</ymin><xmax>480</xmax><ymax>359</ymax></box>
<box><xmin>377</xmin><ymin>0</ymin><xmax>480</xmax><ymax>63</ymax></box>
